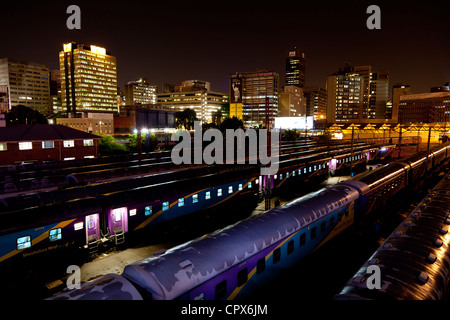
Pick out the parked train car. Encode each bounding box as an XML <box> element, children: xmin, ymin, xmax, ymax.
<box><xmin>334</xmin><ymin>171</ymin><xmax>450</xmax><ymax>300</ymax></box>
<box><xmin>49</xmin><ymin>143</ymin><xmax>450</xmax><ymax>300</ymax></box>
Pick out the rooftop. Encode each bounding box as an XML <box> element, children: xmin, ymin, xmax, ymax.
<box><xmin>0</xmin><ymin>124</ymin><xmax>100</xmax><ymax>142</ymax></box>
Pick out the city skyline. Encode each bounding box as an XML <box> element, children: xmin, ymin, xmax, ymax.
<box><xmin>0</xmin><ymin>0</ymin><xmax>449</xmax><ymax>95</ymax></box>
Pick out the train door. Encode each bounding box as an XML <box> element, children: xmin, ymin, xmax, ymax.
<box><xmin>85</xmin><ymin>214</ymin><xmax>100</xmax><ymax>254</ymax></box>
<box><xmin>110</xmin><ymin>207</ymin><xmax>128</xmax><ymax>233</ymax></box>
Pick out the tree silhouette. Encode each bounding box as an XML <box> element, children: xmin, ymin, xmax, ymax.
<box><xmin>175</xmin><ymin>108</ymin><xmax>198</xmax><ymax>130</ymax></box>
<box><xmin>5</xmin><ymin>105</ymin><xmax>48</xmax><ymax>125</ymax></box>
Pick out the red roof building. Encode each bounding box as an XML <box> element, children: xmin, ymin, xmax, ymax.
<box><xmin>0</xmin><ymin>124</ymin><xmax>100</xmax><ymax>165</ymax></box>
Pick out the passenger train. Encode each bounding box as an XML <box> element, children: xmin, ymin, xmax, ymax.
<box><xmin>48</xmin><ymin>142</ymin><xmax>450</xmax><ymax>300</ymax></box>
<box><xmin>334</xmin><ymin>170</ymin><xmax>450</xmax><ymax>300</ymax></box>
<box><xmin>0</xmin><ymin>142</ymin><xmax>380</xmax><ymax>276</ymax></box>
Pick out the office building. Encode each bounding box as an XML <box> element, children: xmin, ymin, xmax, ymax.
<box><xmin>285</xmin><ymin>48</ymin><xmax>306</xmax><ymax>88</ymax></box>
<box><xmin>59</xmin><ymin>42</ymin><xmax>118</xmax><ymax>115</ymax></box>
<box><xmin>368</xmin><ymin>70</ymin><xmax>389</xmax><ymax>120</ymax></box>
<box><xmin>0</xmin><ymin>86</ymin><xmax>8</xmax><ymax>113</ymax></box>
<box><xmin>399</xmin><ymin>91</ymin><xmax>450</xmax><ymax>123</ymax></box>
<box><xmin>391</xmin><ymin>84</ymin><xmax>412</xmax><ymax>122</ymax></box>
<box><xmin>326</xmin><ymin>66</ymin><xmax>363</xmax><ymax>123</ymax></box>
<box><xmin>56</xmin><ymin>112</ymin><xmax>114</xmax><ymax>134</ymax></box>
<box><xmin>125</xmin><ymin>78</ymin><xmax>157</xmax><ymax>105</ymax></box>
<box><xmin>0</xmin><ymin>58</ymin><xmax>51</xmax><ymax>115</ymax></box>
<box><xmin>158</xmin><ymin>81</ymin><xmax>228</xmax><ymax>124</ymax></box>
<box><xmin>278</xmin><ymin>86</ymin><xmax>305</xmax><ymax>117</ymax></box>
<box><xmin>303</xmin><ymin>86</ymin><xmax>327</xmax><ymax>120</ymax></box>
<box><xmin>231</xmin><ymin>71</ymin><xmax>279</xmax><ymax>128</ymax></box>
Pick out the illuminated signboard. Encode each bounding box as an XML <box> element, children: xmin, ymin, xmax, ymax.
<box><xmin>274</xmin><ymin>116</ymin><xmax>314</xmax><ymax>130</ymax></box>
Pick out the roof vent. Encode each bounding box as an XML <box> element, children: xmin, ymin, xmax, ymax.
<box><xmin>416</xmin><ymin>272</ymin><xmax>429</xmax><ymax>285</ymax></box>
<box><xmin>426</xmin><ymin>253</ymin><xmax>437</xmax><ymax>264</ymax></box>
<box><xmin>434</xmin><ymin>238</ymin><xmax>444</xmax><ymax>247</ymax></box>
<box><xmin>179</xmin><ymin>260</ymin><xmax>193</xmax><ymax>269</ymax></box>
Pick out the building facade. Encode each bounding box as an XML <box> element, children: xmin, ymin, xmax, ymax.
<box><xmin>124</xmin><ymin>78</ymin><xmax>157</xmax><ymax>105</ymax></box>
<box><xmin>0</xmin><ymin>58</ymin><xmax>51</xmax><ymax>115</ymax></box>
<box><xmin>158</xmin><ymin>81</ymin><xmax>228</xmax><ymax>124</ymax></box>
<box><xmin>285</xmin><ymin>48</ymin><xmax>306</xmax><ymax>88</ymax></box>
<box><xmin>59</xmin><ymin>42</ymin><xmax>118</xmax><ymax>115</ymax></box>
<box><xmin>56</xmin><ymin>112</ymin><xmax>114</xmax><ymax>134</ymax></box>
<box><xmin>392</xmin><ymin>84</ymin><xmax>412</xmax><ymax>122</ymax></box>
<box><xmin>278</xmin><ymin>86</ymin><xmax>305</xmax><ymax>117</ymax></box>
<box><xmin>303</xmin><ymin>86</ymin><xmax>327</xmax><ymax>120</ymax></box>
<box><xmin>0</xmin><ymin>124</ymin><xmax>100</xmax><ymax>165</ymax></box>
<box><xmin>0</xmin><ymin>85</ymin><xmax>8</xmax><ymax>113</ymax></box>
<box><xmin>327</xmin><ymin>70</ymin><xmax>363</xmax><ymax>123</ymax></box>
<box><xmin>399</xmin><ymin>91</ymin><xmax>450</xmax><ymax>123</ymax></box>
<box><xmin>231</xmin><ymin>71</ymin><xmax>279</xmax><ymax>128</ymax></box>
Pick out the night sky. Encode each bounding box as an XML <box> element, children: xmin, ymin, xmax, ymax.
<box><xmin>1</xmin><ymin>0</ymin><xmax>449</xmax><ymax>94</ymax></box>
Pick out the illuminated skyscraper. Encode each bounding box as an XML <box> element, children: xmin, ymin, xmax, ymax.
<box><xmin>0</xmin><ymin>58</ymin><xmax>51</xmax><ymax>115</ymax></box>
<box><xmin>285</xmin><ymin>48</ymin><xmax>305</xmax><ymax>88</ymax></box>
<box><xmin>124</xmin><ymin>78</ymin><xmax>157</xmax><ymax>105</ymax></box>
<box><xmin>59</xmin><ymin>42</ymin><xmax>118</xmax><ymax>115</ymax></box>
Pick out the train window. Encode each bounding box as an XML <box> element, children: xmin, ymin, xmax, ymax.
<box><xmin>257</xmin><ymin>258</ymin><xmax>266</xmax><ymax>274</ymax></box>
<box><xmin>304</xmin><ymin>168</ymin><xmax>307</xmax><ymax>174</ymax></box>
<box><xmin>192</xmin><ymin>194</ymin><xmax>198</xmax><ymax>203</ymax></box>
<box><xmin>87</xmin><ymin>216</ymin><xmax>95</xmax><ymax>229</ymax></box>
<box><xmin>298</xmin><ymin>169</ymin><xmax>301</xmax><ymax>175</ymax></box>
<box><xmin>193</xmin><ymin>293</ymin><xmax>205</xmax><ymax>300</ymax></box>
<box><xmin>145</xmin><ymin>206</ymin><xmax>152</xmax><ymax>216</ymax></box>
<box><xmin>286</xmin><ymin>172</ymin><xmax>289</xmax><ymax>178</ymax></box>
<box><xmin>287</xmin><ymin>240</ymin><xmax>294</xmax><ymax>255</ymax></box>
<box><xmin>300</xmin><ymin>233</ymin><xmax>306</xmax><ymax>246</ymax></box>
<box><xmin>237</xmin><ymin>268</ymin><xmax>248</xmax><ymax>287</ymax></box>
<box><xmin>74</xmin><ymin>222</ymin><xmax>83</xmax><ymax>231</ymax></box>
<box><xmin>321</xmin><ymin>221</ymin><xmax>326</xmax><ymax>233</ymax></box>
<box><xmin>314</xmin><ymin>165</ymin><xmax>317</xmax><ymax>171</ymax></box>
<box><xmin>178</xmin><ymin>198</ymin><xmax>185</xmax><ymax>207</ymax></box>
<box><xmin>292</xmin><ymin>171</ymin><xmax>295</xmax><ymax>177</ymax></box>
<box><xmin>215</xmin><ymin>280</ymin><xmax>227</xmax><ymax>300</ymax></box>
<box><xmin>17</xmin><ymin>236</ymin><xmax>31</xmax><ymax>250</ymax></box>
<box><xmin>248</xmin><ymin>182</ymin><xmax>252</xmax><ymax>189</ymax></box>
<box><xmin>337</xmin><ymin>212</ymin><xmax>343</xmax><ymax>222</ymax></box>
<box><xmin>329</xmin><ymin>216</ymin><xmax>334</xmax><ymax>227</ymax></box>
<box><xmin>311</xmin><ymin>227</ymin><xmax>317</xmax><ymax>240</ymax></box>
<box><xmin>49</xmin><ymin>228</ymin><xmax>62</xmax><ymax>241</ymax></box>
<box><xmin>228</xmin><ymin>186</ymin><xmax>233</xmax><ymax>194</ymax></box>
<box><xmin>319</xmin><ymin>164</ymin><xmax>321</xmax><ymax>170</ymax></box>
<box><xmin>129</xmin><ymin>209</ymin><xmax>137</xmax><ymax>216</ymax></box>
<box><xmin>273</xmin><ymin>248</ymin><xmax>281</xmax><ymax>264</ymax></box>
<box><xmin>280</xmin><ymin>174</ymin><xmax>283</xmax><ymax>179</ymax></box>
<box><xmin>309</xmin><ymin>167</ymin><xmax>312</xmax><ymax>173</ymax></box>
<box><xmin>205</xmin><ymin>191</ymin><xmax>211</xmax><ymax>200</ymax></box>
<box><xmin>162</xmin><ymin>201</ymin><xmax>169</xmax><ymax>211</ymax></box>
<box><xmin>217</xmin><ymin>189</ymin><xmax>223</xmax><ymax>197</ymax></box>
<box><xmin>238</xmin><ymin>184</ymin><xmax>243</xmax><ymax>191</ymax></box>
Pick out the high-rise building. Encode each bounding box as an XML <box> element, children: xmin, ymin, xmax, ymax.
<box><xmin>285</xmin><ymin>48</ymin><xmax>306</xmax><ymax>88</ymax></box>
<box><xmin>327</xmin><ymin>64</ymin><xmax>390</xmax><ymax>123</ymax></box>
<box><xmin>49</xmin><ymin>69</ymin><xmax>62</xmax><ymax>114</ymax></box>
<box><xmin>303</xmin><ymin>87</ymin><xmax>327</xmax><ymax>120</ymax></box>
<box><xmin>327</xmin><ymin>66</ymin><xmax>363</xmax><ymax>123</ymax></box>
<box><xmin>0</xmin><ymin>58</ymin><xmax>51</xmax><ymax>115</ymax></box>
<box><xmin>158</xmin><ymin>81</ymin><xmax>228</xmax><ymax>124</ymax></box>
<box><xmin>124</xmin><ymin>78</ymin><xmax>158</xmax><ymax>105</ymax></box>
<box><xmin>278</xmin><ymin>86</ymin><xmax>305</xmax><ymax>117</ymax></box>
<box><xmin>59</xmin><ymin>42</ymin><xmax>118</xmax><ymax>115</ymax></box>
<box><xmin>231</xmin><ymin>71</ymin><xmax>279</xmax><ymax>128</ymax></box>
<box><xmin>368</xmin><ymin>70</ymin><xmax>389</xmax><ymax>120</ymax></box>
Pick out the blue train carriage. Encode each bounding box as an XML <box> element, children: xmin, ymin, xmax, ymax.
<box><xmin>334</xmin><ymin>171</ymin><xmax>450</xmax><ymax>300</ymax></box>
<box><xmin>121</xmin><ymin>183</ymin><xmax>361</xmax><ymax>300</ymax></box>
<box><xmin>102</xmin><ymin>168</ymin><xmax>260</xmax><ymax>244</ymax></box>
<box><xmin>0</xmin><ymin>197</ymin><xmax>103</xmax><ymax>270</ymax></box>
<box><xmin>45</xmin><ymin>273</ymin><xmax>143</xmax><ymax>300</ymax></box>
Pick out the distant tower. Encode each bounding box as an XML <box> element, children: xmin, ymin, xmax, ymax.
<box><xmin>285</xmin><ymin>48</ymin><xmax>306</xmax><ymax>88</ymax></box>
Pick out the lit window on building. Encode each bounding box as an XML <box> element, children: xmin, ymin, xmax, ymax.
<box><xmin>63</xmin><ymin>140</ymin><xmax>75</xmax><ymax>148</ymax></box>
<box><xmin>19</xmin><ymin>142</ymin><xmax>33</xmax><ymax>150</ymax></box>
<box><xmin>42</xmin><ymin>141</ymin><xmax>54</xmax><ymax>149</ymax></box>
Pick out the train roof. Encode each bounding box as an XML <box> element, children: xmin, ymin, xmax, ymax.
<box><xmin>122</xmin><ymin>184</ymin><xmax>360</xmax><ymax>300</ymax></box>
<box><xmin>46</xmin><ymin>274</ymin><xmax>143</xmax><ymax>300</ymax></box>
<box><xmin>335</xmin><ymin>174</ymin><xmax>450</xmax><ymax>300</ymax></box>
